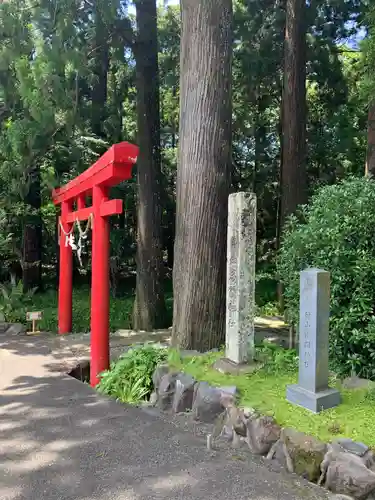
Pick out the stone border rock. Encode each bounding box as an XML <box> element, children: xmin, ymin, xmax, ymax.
<box><xmin>150</xmin><ymin>363</ymin><xmax>375</xmax><ymax>500</ymax></box>
<box><xmin>0</xmin><ymin>322</ymin><xmax>26</xmax><ymax>336</ymax></box>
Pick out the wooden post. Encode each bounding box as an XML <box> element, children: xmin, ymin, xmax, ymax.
<box><xmin>90</xmin><ymin>185</ymin><xmax>110</xmax><ymax>386</ymax></box>
<box><xmin>58</xmin><ymin>200</ymin><xmax>73</xmax><ymax>334</ymax></box>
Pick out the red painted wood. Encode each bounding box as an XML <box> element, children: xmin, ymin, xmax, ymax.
<box><xmin>100</xmin><ymin>199</ymin><xmax>123</xmax><ymax>217</ymax></box>
<box><xmin>65</xmin><ymin>207</ymin><xmax>93</xmax><ymax>223</ymax></box>
<box><xmin>58</xmin><ymin>201</ymin><xmax>73</xmax><ymax>334</ymax></box>
<box><xmin>52</xmin><ymin>142</ymin><xmax>138</xmax><ymax>204</ymax></box>
<box><xmin>77</xmin><ymin>195</ymin><xmax>86</xmax><ymax>210</ymax></box>
<box><xmin>53</xmin><ymin>141</ymin><xmax>138</xmax><ymax>386</ymax></box>
<box><xmin>63</xmin><ymin>199</ymin><xmax>122</xmax><ymax>223</ymax></box>
<box><xmin>90</xmin><ymin>185</ymin><xmax>110</xmax><ymax>386</ymax></box>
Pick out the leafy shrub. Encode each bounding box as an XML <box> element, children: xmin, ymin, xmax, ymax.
<box><xmin>277</xmin><ymin>177</ymin><xmax>375</xmax><ymax>378</ymax></box>
<box><xmin>0</xmin><ymin>282</ymin><xmax>36</xmax><ymax>323</ymax></box>
<box><xmin>256</xmin><ymin>342</ymin><xmax>299</xmax><ymax>373</ymax></box>
<box><xmin>97</xmin><ymin>344</ymin><xmax>167</xmax><ymax>403</ymax></box>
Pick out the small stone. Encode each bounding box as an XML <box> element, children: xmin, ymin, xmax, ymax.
<box><xmin>207</xmin><ymin>434</ymin><xmax>213</xmax><ymax>451</ymax></box>
<box><xmin>335</xmin><ymin>438</ymin><xmax>369</xmax><ymax>457</ymax></box>
<box><xmin>192</xmin><ymin>382</ymin><xmax>223</xmax><ymax>423</ymax></box>
<box><xmin>342</xmin><ymin>376</ymin><xmax>372</xmax><ymax>390</ymax></box>
<box><xmin>157</xmin><ymin>372</ymin><xmax>178</xmax><ymax>411</ymax></box>
<box><xmin>172</xmin><ymin>373</ymin><xmax>196</xmax><ymax>413</ymax></box>
<box><xmin>242</xmin><ymin>407</ymin><xmax>258</xmax><ymax>419</ymax></box>
<box><xmin>221</xmin><ymin>424</ymin><xmax>235</xmax><ymax>441</ymax></box>
<box><xmin>149</xmin><ymin>392</ymin><xmax>158</xmax><ymax>406</ymax></box>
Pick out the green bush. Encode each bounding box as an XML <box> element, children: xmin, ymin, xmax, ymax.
<box><xmin>277</xmin><ymin>177</ymin><xmax>375</xmax><ymax>378</ymax></box>
<box><xmin>97</xmin><ymin>344</ymin><xmax>167</xmax><ymax>403</ymax></box>
<box><xmin>256</xmin><ymin>342</ymin><xmax>299</xmax><ymax>373</ymax></box>
<box><xmin>0</xmin><ymin>282</ymin><xmax>36</xmax><ymax>323</ymax></box>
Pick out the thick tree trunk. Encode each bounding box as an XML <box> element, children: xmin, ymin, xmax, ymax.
<box><xmin>172</xmin><ymin>0</ymin><xmax>232</xmax><ymax>351</ymax></box>
<box><xmin>365</xmin><ymin>104</ymin><xmax>375</xmax><ymax>177</ymax></box>
<box><xmin>133</xmin><ymin>0</ymin><xmax>167</xmax><ymax>331</ymax></box>
<box><xmin>280</xmin><ymin>0</ymin><xmax>307</xmax><ymax>228</ymax></box>
<box><xmin>23</xmin><ymin>165</ymin><xmax>42</xmax><ymax>292</ymax></box>
<box><xmin>91</xmin><ymin>0</ymin><xmax>109</xmax><ymax>137</ymax></box>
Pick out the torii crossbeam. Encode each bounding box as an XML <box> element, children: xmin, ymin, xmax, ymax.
<box><xmin>52</xmin><ymin>141</ymin><xmax>139</xmax><ymax>386</ymax></box>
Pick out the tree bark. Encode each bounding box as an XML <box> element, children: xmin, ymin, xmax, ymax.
<box><xmin>23</xmin><ymin>165</ymin><xmax>42</xmax><ymax>292</ymax></box>
<box><xmin>365</xmin><ymin>103</ymin><xmax>375</xmax><ymax>177</ymax></box>
<box><xmin>91</xmin><ymin>0</ymin><xmax>109</xmax><ymax>138</ymax></box>
<box><xmin>172</xmin><ymin>0</ymin><xmax>232</xmax><ymax>351</ymax></box>
<box><xmin>280</xmin><ymin>0</ymin><xmax>307</xmax><ymax>228</ymax></box>
<box><xmin>133</xmin><ymin>0</ymin><xmax>167</xmax><ymax>331</ymax></box>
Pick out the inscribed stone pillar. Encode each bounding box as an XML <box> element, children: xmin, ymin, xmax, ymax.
<box><xmin>225</xmin><ymin>192</ymin><xmax>256</xmax><ymax>365</ymax></box>
<box><xmin>286</xmin><ymin>268</ymin><xmax>340</xmax><ymax>413</ymax></box>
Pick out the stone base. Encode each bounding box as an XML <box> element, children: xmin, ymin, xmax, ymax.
<box><xmin>213</xmin><ymin>357</ymin><xmax>261</xmax><ymax>376</ymax></box>
<box><xmin>286</xmin><ymin>384</ymin><xmax>341</xmax><ymax>413</ymax></box>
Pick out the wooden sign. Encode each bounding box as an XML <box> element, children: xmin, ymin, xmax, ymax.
<box><xmin>26</xmin><ymin>311</ymin><xmax>43</xmax><ymax>335</ymax></box>
<box><xmin>26</xmin><ymin>311</ymin><xmax>43</xmax><ymax>321</ymax></box>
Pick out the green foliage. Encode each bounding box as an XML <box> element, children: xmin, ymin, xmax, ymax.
<box><xmin>97</xmin><ymin>344</ymin><xmax>168</xmax><ymax>403</ymax></box>
<box><xmin>256</xmin><ymin>343</ymin><xmax>299</xmax><ymax>373</ymax></box>
<box><xmin>277</xmin><ymin>177</ymin><xmax>375</xmax><ymax>378</ymax></box>
<box><xmin>28</xmin><ymin>286</ymin><xmax>153</xmax><ymax>333</ymax></box>
<box><xmin>0</xmin><ymin>282</ymin><xmax>36</xmax><ymax>323</ymax></box>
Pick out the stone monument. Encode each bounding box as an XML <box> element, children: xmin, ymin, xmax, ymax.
<box><xmin>214</xmin><ymin>192</ymin><xmax>257</xmax><ymax>374</ymax></box>
<box><xmin>286</xmin><ymin>268</ymin><xmax>340</xmax><ymax>413</ymax></box>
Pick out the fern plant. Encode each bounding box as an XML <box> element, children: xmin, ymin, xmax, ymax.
<box><xmin>97</xmin><ymin>344</ymin><xmax>168</xmax><ymax>404</ymax></box>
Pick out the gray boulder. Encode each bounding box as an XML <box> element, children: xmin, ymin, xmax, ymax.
<box><xmin>7</xmin><ymin>323</ymin><xmax>26</xmax><ymax>335</ymax></box>
<box><xmin>334</xmin><ymin>438</ymin><xmax>369</xmax><ymax>459</ymax></box>
<box><xmin>245</xmin><ymin>415</ymin><xmax>281</xmax><ymax>455</ymax></box>
<box><xmin>319</xmin><ymin>442</ymin><xmax>375</xmax><ymax>499</ymax></box>
<box><xmin>192</xmin><ymin>382</ymin><xmax>229</xmax><ymax>422</ymax></box>
<box><xmin>157</xmin><ymin>372</ymin><xmax>178</xmax><ymax>411</ymax></box>
<box><xmin>267</xmin><ymin>428</ymin><xmax>326</xmax><ymax>482</ymax></box>
<box><xmin>172</xmin><ymin>373</ymin><xmax>196</xmax><ymax>413</ymax></box>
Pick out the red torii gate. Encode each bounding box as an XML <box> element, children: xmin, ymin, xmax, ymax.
<box><xmin>52</xmin><ymin>142</ymin><xmax>139</xmax><ymax>387</ymax></box>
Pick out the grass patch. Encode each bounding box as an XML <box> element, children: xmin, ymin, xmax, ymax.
<box><xmin>171</xmin><ymin>346</ymin><xmax>375</xmax><ymax>448</ymax></box>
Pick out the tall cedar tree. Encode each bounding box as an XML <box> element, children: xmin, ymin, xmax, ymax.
<box><xmin>133</xmin><ymin>0</ymin><xmax>167</xmax><ymax>330</ymax></box>
<box><xmin>365</xmin><ymin>104</ymin><xmax>375</xmax><ymax>176</ymax></box>
<box><xmin>91</xmin><ymin>0</ymin><xmax>109</xmax><ymax>137</ymax></box>
<box><xmin>172</xmin><ymin>0</ymin><xmax>232</xmax><ymax>350</ymax></box>
<box><xmin>280</xmin><ymin>0</ymin><xmax>307</xmax><ymax>228</ymax></box>
<box><xmin>23</xmin><ymin>166</ymin><xmax>42</xmax><ymax>292</ymax></box>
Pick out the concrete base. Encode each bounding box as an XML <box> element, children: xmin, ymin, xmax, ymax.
<box><xmin>286</xmin><ymin>384</ymin><xmax>341</xmax><ymax>413</ymax></box>
<box><xmin>213</xmin><ymin>357</ymin><xmax>261</xmax><ymax>375</ymax></box>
